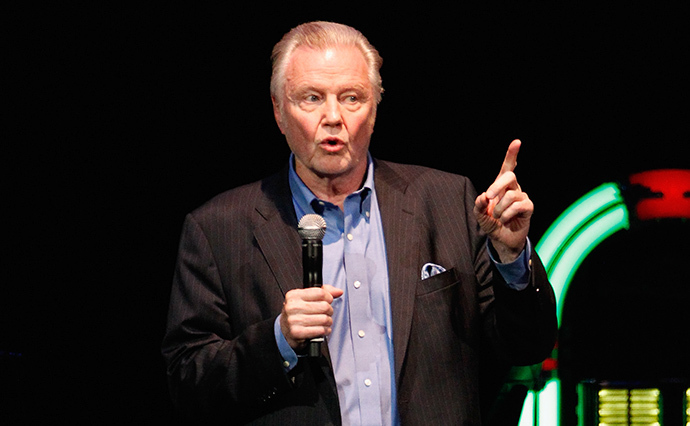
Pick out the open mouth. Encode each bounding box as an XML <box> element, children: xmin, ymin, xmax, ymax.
<box><xmin>320</xmin><ymin>138</ymin><xmax>344</xmax><ymax>151</ymax></box>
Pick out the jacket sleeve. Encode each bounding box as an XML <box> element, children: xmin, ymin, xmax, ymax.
<box><xmin>484</xmin><ymin>245</ymin><xmax>558</xmax><ymax>365</ymax></box>
<box><xmin>465</xmin><ymin>176</ymin><xmax>558</xmax><ymax>366</ymax></box>
<box><xmin>161</xmin><ymin>213</ymin><xmax>294</xmax><ymax>422</ymax></box>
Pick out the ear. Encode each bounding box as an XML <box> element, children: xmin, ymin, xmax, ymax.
<box><xmin>271</xmin><ymin>96</ymin><xmax>286</xmax><ymax>135</ymax></box>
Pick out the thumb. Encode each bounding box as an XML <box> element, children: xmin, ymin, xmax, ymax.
<box><xmin>322</xmin><ymin>284</ymin><xmax>344</xmax><ymax>299</ymax></box>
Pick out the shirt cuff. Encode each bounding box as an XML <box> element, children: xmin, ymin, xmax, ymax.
<box><xmin>488</xmin><ymin>238</ymin><xmax>532</xmax><ymax>291</ymax></box>
<box><xmin>274</xmin><ymin>315</ymin><xmax>299</xmax><ymax>372</ymax></box>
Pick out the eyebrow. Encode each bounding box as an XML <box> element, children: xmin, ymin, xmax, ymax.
<box><xmin>290</xmin><ymin>83</ymin><xmax>371</xmax><ymax>98</ymax></box>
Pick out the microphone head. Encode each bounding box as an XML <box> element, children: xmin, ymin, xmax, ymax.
<box><xmin>298</xmin><ymin>214</ymin><xmax>327</xmax><ymax>240</ymax></box>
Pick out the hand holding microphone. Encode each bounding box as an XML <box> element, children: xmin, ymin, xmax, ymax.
<box><xmin>280</xmin><ymin>214</ymin><xmax>342</xmax><ymax>357</ymax></box>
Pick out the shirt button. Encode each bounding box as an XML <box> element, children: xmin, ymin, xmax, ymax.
<box><xmin>353</xmin><ymin>280</ymin><xmax>361</xmax><ymax>289</ymax></box>
<box><xmin>358</xmin><ymin>330</ymin><xmax>365</xmax><ymax>338</ymax></box>
<box><xmin>365</xmin><ymin>211</ymin><xmax>370</xmax><ymax>218</ymax></box>
<box><xmin>364</xmin><ymin>379</ymin><xmax>372</xmax><ymax>387</ymax></box>
<box><xmin>282</xmin><ymin>360</ymin><xmax>290</xmax><ymax>368</ymax></box>
<box><xmin>347</xmin><ymin>233</ymin><xmax>354</xmax><ymax>241</ymax></box>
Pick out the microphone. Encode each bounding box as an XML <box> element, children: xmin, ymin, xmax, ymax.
<box><xmin>297</xmin><ymin>214</ymin><xmax>327</xmax><ymax>357</ymax></box>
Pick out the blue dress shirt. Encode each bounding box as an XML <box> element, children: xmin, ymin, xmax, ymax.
<box><xmin>274</xmin><ymin>153</ymin><xmax>530</xmax><ymax>426</ymax></box>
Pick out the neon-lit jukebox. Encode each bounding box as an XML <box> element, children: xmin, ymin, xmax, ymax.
<box><xmin>515</xmin><ymin>169</ymin><xmax>690</xmax><ymax>426</ymax></box>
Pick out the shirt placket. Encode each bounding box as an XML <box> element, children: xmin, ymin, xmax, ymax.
<box><xmin>343</xmin><ymin>194</ymin><xmax>382</xmax><ymax>426</ymax></box>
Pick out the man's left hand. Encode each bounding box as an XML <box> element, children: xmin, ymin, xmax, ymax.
<box><xmin>474</xmin><ymin>139</ymin><xmax>533</xmax><ymax>262</ymax></box>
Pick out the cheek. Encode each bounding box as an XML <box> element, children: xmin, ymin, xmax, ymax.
<box><xmin>284</xmin><ymin>116</ymin><xmax>320</xmax><ymax>157</ymax></box>
<box><xmin>289</xmin><ymin>112</ymin><xmax>318</xmax><ymax>136</ymax></box>
<box><xmin>349</xmin><ymin>114</ymin><xmax>376</xmax><ymax>141</ymax></box>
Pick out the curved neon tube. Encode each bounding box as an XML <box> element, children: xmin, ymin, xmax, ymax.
<box><xmin>519</xmin><ymin>183</ymin><xmax>630</xmax><ymax>426</ymax></box>
<box><xmin>535</xmin><ymin>183</ymin><xmax>629</xmax><ymax>326</ymax></box>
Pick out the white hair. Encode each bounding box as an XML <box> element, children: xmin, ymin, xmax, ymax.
<box><xmin>270</xmin><ymin>21</ymin><xmax>384</xmax><ymax>105</ymax></box>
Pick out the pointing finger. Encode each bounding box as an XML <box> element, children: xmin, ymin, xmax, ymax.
<box><xmin>498</xmin><ymin>139</ymin><xmax>521</xmax><ymax>177</ymax></box>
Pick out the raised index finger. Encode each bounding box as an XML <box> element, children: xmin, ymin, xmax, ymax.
<box><xmin>498</xmin><ymin>139</ymin><xmax>522</xmax><ymax>176</ymax></box>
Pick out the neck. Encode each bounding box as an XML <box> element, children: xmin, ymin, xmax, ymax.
<box><xmin>296</xmin><ymin>164</ymin><xmax>367</xmax><ymax>210</ymax></box>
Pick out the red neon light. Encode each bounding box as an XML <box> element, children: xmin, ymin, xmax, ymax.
<box><xmin>629</xmin><ymin>169</ymin><xmax>690</xmax><ymax>220</ymax></box>
<box><xmin>541</xmin><ymin>357</ymin><xmax>558</xmax><ymax>371</ymax></box>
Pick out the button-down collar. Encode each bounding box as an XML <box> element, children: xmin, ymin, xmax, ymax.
<box><xmin>289</xmin><ymin>153</ymin><xmax>374</xmax><ymax>226</ymax></box>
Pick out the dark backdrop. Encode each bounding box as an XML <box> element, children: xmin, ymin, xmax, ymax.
<box><xmin>3</xmin><ymin>3</ymin><xmax>687</xmax><ymax>423</ymax></box>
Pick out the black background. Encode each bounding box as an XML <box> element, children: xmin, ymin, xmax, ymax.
<box><xmin>3</xmin><ymin>3</ymin><xmax>688</xmax><ymax>423</ymax></box>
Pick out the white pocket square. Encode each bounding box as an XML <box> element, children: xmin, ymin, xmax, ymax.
<box><xmin>421</xmin><ymin>262</ymin><xmax>447</xmax><ymax>280</ymax></box>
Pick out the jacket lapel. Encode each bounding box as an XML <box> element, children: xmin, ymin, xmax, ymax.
<box><xmin>252</xmin><ymin>168</ymin><xmax>335</xmax><ymax>366</ymax></box>
<box><xmin>253</xmin><ymin>168</ymin><xmax>303</xmax><ymax>296</ymax></box>
<box><xmin>374</xmin><ymin>161</ymin><xmax>419</xmax><ymax>383</ymax></box>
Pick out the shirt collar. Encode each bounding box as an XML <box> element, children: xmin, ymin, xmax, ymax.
<box><xmin>288</xmin><ymin>153</ymin><xmax>374</xmax><ymax>217</ymax></box>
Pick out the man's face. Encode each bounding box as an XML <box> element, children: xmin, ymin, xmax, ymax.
<box><xmin>273</xmin><ymin>45</ymin><xmax>377</xmax><ymax>186</ymax></box>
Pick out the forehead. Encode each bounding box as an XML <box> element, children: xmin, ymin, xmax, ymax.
<box><xmin>285</xmin><ymin>45</ymin><xmax>371</xmax><ymax>90</ymax></box>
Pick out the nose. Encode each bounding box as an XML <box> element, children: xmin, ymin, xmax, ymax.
<box><xmin>322</xmin><ymin>95</ymin><xmax>343</xmax><ymax>127</ymax></box>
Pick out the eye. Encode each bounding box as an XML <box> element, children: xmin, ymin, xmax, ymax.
<box><xmin>305</xmin><ymin>94</ymin><xmax>321</xmax><ymax>103</ymax></box>
<box><xmin>343</xmin><ymin>95</ymin><xmax>358</xmax><ymax>103</ymax></box>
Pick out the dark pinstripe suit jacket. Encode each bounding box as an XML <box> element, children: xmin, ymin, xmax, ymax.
<box><xmin>162</xmin><ymin>159</ymin><xmax>557</xmax><ymax>425</ymax></box>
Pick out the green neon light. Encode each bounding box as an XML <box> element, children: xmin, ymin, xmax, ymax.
<box><xmin>546</xmin><ymin>204</ymin><xmax>629</xmax><ymax>324</ymax></box>
<box><xmin>537</xmin><ymin>184</ymin><xmax>623</xmax><ymax>270</ymax></box>
<box><xmin>518</xmin><ymin>183</ymin><xmax>631</xmax><ymax>426</ymax></box>
<box><xmin>535</xmin><ymin>183</ymin><xmax>629</xmax><ymax>326</ymax></box>
<box><xmin>518</xmin><ymin>379</ymin><xmax>560</xmax><ymax>426</ymax></box>
<box><xmin>519</xmin><ymin>392</ymin><xmax>534</xmax><ymax>426</ymax></box>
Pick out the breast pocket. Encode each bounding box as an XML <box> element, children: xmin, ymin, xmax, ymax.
<box><xmin>416</xmin><ymin>267</ymin><xmax>459</xmax><ymax>296</ymax></box>
<box><xmin>414</xmin><ymin>266</ymin><xmax>478</xmax><ymax>344</ymax></box>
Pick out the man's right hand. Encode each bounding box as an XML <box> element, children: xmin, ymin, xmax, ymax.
<box><xmin>280</xmin><ymin>285</ymin><xmax>344</xmax><ymax>350</ymax></box>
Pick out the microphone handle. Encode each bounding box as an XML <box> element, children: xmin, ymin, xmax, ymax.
<box><xmin>302</xmin><ymin>239</ymin><xmax>323</xmax><ymax>357</ymax></box>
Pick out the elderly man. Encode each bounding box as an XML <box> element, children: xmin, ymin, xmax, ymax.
<box><xmin>162</xmin><ymin>21</ymin><xmax>556</xmax><ymax>425</ymax></box>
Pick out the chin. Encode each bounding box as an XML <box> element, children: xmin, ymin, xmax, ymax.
<box><xmin>314</xmin><ymin>162</ymin><xmax>357</xmax><ymax>179</ymax></box>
